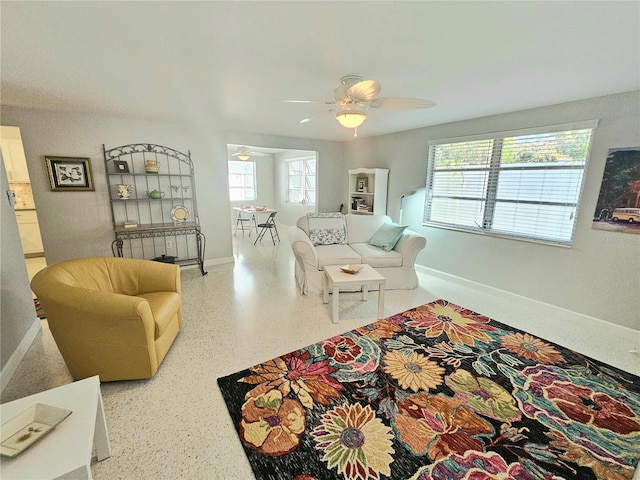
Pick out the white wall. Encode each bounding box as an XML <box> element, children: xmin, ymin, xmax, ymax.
<box><xmin>345</xmin><ymin>91</ymin><xmax>640</xmax><ymax>329</ymax></box>
<box><xmin>0</xmin><ymin>150</ymin><xmax>40</xmax><ymax>381</ymax></box>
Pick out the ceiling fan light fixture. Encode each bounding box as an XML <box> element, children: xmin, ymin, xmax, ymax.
<box><xmin>335</xmin><ymin>104</ymin><xmax>367</xmax><ymax>129</ymax></box>
<box><xmin>237</xmin><ymin>153</ymin><xmax>250</xmax><ymax>161</ymax></box>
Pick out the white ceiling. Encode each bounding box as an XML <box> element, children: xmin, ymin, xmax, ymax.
<box><xmin>2</xmin><ymin>2</ymin><xmax>638</xmax><ymax>142</ymax></box>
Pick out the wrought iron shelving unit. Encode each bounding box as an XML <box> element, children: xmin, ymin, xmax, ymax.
<box><xmin>103</xmin><ymin>143</ymin><xmax>207</xmax><ymax>275</ymax></box>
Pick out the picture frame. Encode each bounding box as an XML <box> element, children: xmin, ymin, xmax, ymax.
<box><xmin>45</xmin><ymin>156</ymin><xmax>94</xmax><ymax>192</ymax></box>
<box><xmin>356</xmin><ymin>176</ymin><xmax>369</xmax><ymax>193</ymax></box>
<box><xmin>113</xmin><ymin>160</ymin><xmax>130</xmax><ymax>174</ymax></box>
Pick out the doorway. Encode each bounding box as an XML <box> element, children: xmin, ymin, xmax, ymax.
<box><xmin>0</xmin><ymin>126</ymin><xmax>47</xmax><ymax>287</ymax></box>
<box><xmin>226</xmin><ymin>143</ymin><xmax>317</xmax><ymax>256</ymax></box>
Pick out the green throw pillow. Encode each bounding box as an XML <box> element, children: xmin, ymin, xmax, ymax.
<box><xmin>367</xmin><ymin>222</ymin><xmax>407</xmax><ymax>251</ymax></box>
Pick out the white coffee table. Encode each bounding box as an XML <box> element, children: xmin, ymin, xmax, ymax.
<box><xmin>323</xmin><ymin>264</ymin><xmax>386</xmax><ymax>323</ymax></box>
<box><xmin>0</xmin><ymin>375</ymin><xmax>111</xmax><ymax>480</ymax></box>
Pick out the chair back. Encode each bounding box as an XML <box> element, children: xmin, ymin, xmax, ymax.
<box><xmin>265</xmin><ymin>211</ymin><xmax>277</xmax><ymax>224</ymax></box>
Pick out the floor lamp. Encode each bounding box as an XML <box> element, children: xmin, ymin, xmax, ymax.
<box><xmin>398</xmin><ymin>190</ymin><xmax>417</xmax><ymax>224</ymax></box>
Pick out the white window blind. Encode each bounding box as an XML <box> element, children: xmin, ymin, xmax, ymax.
<box><xmin>228</xmin><ymin>161</ymin><xmax>256</xmax><ymax>201</ymax></box>
<box><xmin>287</xmin><ymin>157</ymin><xmax>316</xmax><ymax>205</ymax></box>
<box><xmin>424</xmin><ymin>121</ymin><xmax>597</xmax><ymax>245</ymax></box>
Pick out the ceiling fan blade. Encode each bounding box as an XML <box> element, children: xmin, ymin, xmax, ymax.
<box><xmin>370</xmin><ymin>97</ymin><xmax>436</xmax><ymax>110</ymax></box>
<box><xmin>299</xmin><ymin>109</ymin><xmax>333</xmax><ymax>124</ymax></box>
<box><xmin>249</xmin><ymin>152</ymin><xmax>268</xmax><ymax>157</ymax></box>
<box><xmin>283</xmin><ymin>100</ymin><xmax>334</xmax><ymax>105</ymax></box>
<box><xmin>347</xmin><ymin>80</ymin><xmax>381</xmax><ymax>102</ymax></box>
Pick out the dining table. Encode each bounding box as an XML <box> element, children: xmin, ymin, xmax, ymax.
<box><xmin>233</xmin><ymin>206</ymin><xmax>277</xmax><ymax>236</ymax></box>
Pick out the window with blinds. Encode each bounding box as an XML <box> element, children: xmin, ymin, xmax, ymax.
<box><xmin>424</xmin><ymin>121</ymin><xmax>597</xmax><ymax>245</ymax></box>
<box><xmin>287</xmin><ymin>157</ymin><xmax>316</xmax><ymax>205</ymax></box>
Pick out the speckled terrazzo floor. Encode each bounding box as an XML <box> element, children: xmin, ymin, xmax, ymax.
<box><xmin>3</xmin><ymin>227</ymin><xmax>639</xmax><ymax>479</ymax></box>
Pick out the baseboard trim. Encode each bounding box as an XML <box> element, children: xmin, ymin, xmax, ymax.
<box><xmin>1</xmin><ymin>318</ymin><xmax>41</xmax><ymax>393</ymax></box>
<box><xmin>180</xmin><ymin>257</ymin><xmax>234</xmax><ymax>272</ymax></box>
<box><xmin>415</xmin><ymin>265</ymin><xmax>639</xmax><ymax>336</ymax></box>
<box><xmin>204</xmin><ymin>256</ymin><xmax>234</xmax><ymax>267</ymax></box>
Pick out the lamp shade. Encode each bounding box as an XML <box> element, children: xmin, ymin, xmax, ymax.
<box><xmin>335</xmin><ymin>104</ymin><xmax>367</xmax><ymax>129</ymax></box>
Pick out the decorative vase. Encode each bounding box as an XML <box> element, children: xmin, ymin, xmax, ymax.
<box><xmin>145</xmin><ymin>159</ymin><xmax>160</xmax><ymax>173</ymax></box>
<box><xmin>116</xmin><ymin>184</ymin><xmax>133</xmax><ymax>199</ymax></box>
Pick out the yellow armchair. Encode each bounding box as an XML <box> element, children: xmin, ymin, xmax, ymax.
<box><xmin>31</xmin><ymin>257</ymin><xmax>182</xmax><ymax>382</ymax></box>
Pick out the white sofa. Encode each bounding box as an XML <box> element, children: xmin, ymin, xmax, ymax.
<box><xmin>288</xmin><ymin>213</ymin><xmax>427</xmax><ymax>294</ymax></box>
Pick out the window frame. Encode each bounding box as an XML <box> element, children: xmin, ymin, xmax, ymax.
<box><xmin>285</xmin><ymin>156</ymin><xmax>316</xmax><ymax>206</ymax></box>
<box><xmin>424</xmin><ymin>120</ymin><xmax>598</xmax><ymax>247</ymax></box>
<box><xmin>228</xmin><ymin>160</ymin><xmax>257</xmax><ymax>202</ymax></box>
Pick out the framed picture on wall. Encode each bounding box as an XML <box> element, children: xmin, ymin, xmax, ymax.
<box><xmin>45</xmin><ymin>156</ymin><xmax>95</xmax><ymax>191</ymax></box>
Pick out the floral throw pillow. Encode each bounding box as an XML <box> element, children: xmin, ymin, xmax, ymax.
<box><xmin>308</xmin><ymin>213</ymin><xmax>347</xmax><ymax>246</ymax></box>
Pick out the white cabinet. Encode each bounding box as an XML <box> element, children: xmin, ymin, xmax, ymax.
<box><xmin>1</xmin><ymin>135</ymin><xmax>30</xmax><ymax>182</ymax></box>
<box><xmin>15</xmin><ymin>210</ymin><xmax>44</xmax><ymax>255</ymax></box>
<box><xmin>348</xmin><ymin>168</ymin><xmax>389</xmax><ymax>215</ymax></box>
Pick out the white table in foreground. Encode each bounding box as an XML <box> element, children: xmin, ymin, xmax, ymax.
<box><xmin>323</xmin><ymin>264</ymin><xmax>386</xmax><ymax>324</ymax></box>
<box><xmin>1</xmin><ymin>376</ymin><xmax>111</xmax><ymax>480</ymax></box>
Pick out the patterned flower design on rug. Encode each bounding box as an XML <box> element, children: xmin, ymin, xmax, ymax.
<box><xmin>383</xmin><ymin>350</ymin><xmax>444</xmax><ymax>392</ymax></box>
<box><xmin>239</xmin><ymin>351</ymin><xmax>343</xmax><ymax>408</ymax></box>
<box><xmin>311</xmin><ymin>403</ymin><xmax>394</xmax><ymax>480</ymax></box>
<box><xmin>239</xmin><ymin>389</ymin><xmax>306</xmax><ymax>456</ymax></box>
<box><xmin>218</xmin><ymin>299</ymin><xmax>640</xmax><ymax>480</ymax></box>
<box><xmin>501</xmin><ymin>331</ymin><xmax>565</xmax><ymax>364</ymax></box>
<box><xmin>403</xmin><ymin>299</ymin><xmax>497</xmax><ymax>346</ymax></box>
<box><xmin>409</xmin><ymin>450</ymin><xmax>553</xmax><ymax>480</ymax></box>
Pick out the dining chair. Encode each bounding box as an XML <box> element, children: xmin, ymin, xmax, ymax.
<box><xmin>253</xmin><ymin>211</ymin><xmax>280</xmax><ymax>246</ymax></box>
<box><xmin>235</xmin><ymin>211</ymin><xmax>257</xmax><ymax>237</ymax></box>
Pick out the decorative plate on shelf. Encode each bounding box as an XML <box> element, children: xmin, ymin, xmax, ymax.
<box><xmin>170</xmin><ymin>205</ymin><xmax>189</xmax><ymax>222</ymax></box>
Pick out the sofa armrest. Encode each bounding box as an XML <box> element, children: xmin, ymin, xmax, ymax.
<box><xmin>288</xmin><ymin>226</ymin><xmax>319</xmax><ymax>271</ymax></box>
<box><xmin>393</xmin><ymin>230</ymin><xmax>427</xmax><ymax>267</ymax></box>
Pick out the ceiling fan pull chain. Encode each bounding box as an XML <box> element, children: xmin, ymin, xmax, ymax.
<box><xmin>354</xmin><ymin>126</ymin><xmax>358</xmax><ymax>138</ymax></box>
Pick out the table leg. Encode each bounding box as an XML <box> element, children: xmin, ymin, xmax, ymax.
<box><xmin>323</xmin><ymin>272</ymin><xmax>329</xmax><ymax>304</ymax></box>
<box><xmin>377</xmin><ymin>282</ymin><xmax>385</xmax><ymax>319</ymax></box>
<box><xmin>332</xmin><ymin>286</ymin><xmax>339</xmax><ymax>324</ymax></box>
<box><xmin>94</xmin><ymin>393</ymin><xmax>112</xmax><ymax>461</ymax></box>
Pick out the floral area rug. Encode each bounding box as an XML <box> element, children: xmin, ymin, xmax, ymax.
<box><xmin>217</xmin><ymin>299</ymin><xmax>640</xmax><ymax>480</ymax></box>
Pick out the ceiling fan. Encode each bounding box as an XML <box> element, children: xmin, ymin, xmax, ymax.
<box><xmin>231</xmin><ymin>146</ymin><xmax>268</xmax><ymax>161</ymax></box>
<box><xmin>286</xmin><ymin>75</ymin><xmax>436</xmax><ymax>136</ymax></box>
